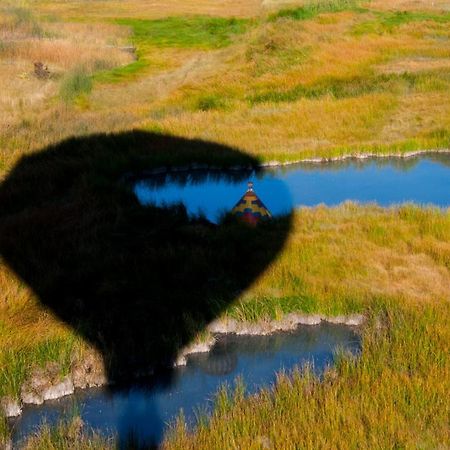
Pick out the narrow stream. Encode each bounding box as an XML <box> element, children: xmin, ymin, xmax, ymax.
<box><xmin>10</xmin><ymin>324</ymin><xmax>360</xmax><ymax>448</ymax></box>
<box><xmin>134</xmin><ymin>154</ymin><xmax>450</xmax><ymax>223</ymax></box>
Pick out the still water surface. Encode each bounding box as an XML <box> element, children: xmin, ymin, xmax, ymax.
<box><xmin>11</xmin><ymin>324</ymin><xmax>360</xmax><ymax>448</ymax></box>
<box><xmin>135</xmin><ymin>155</ymin><xmax>450</xmax><ymax>223</ymax></box>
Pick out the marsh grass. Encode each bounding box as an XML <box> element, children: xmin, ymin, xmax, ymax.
<box><xmin>59</xmin><ymin>67</ymin><xmax>93</xmax><ymax>104</ymax></box>
<box><xmin>352</xmin><ymin>10</ymin><xmax>450</xmax><ymax>35</ymax></box>
<box><xmin>22</xmin><ymin>415</ymin><xmax>112</xmax><ymax>450</ymax></box>
<box><xmin>165</xmin><ymin>302</ymin><xmax>450</xmax><ymax>449</ymax></box>
<box><xmin>0</xmin><ymin>337</ymin><xmax>77</xmax><ymax>399</ymax></box>
<box><xmin>25</xmin><ymin>299</ymin><xmax>450</xmax><ymax>448</ymax></box>
<box><xmin>247</xmin><ymin>71</ymin><xmax>450</xmax><ymax>104</ymax></box>
<box><xmin>195</xmin><ymin>94</ymin><xmax>228</xmax><ymax>111</ymax></box>
<box><xmin>116</xmin><ymin>17</ymin><xmax>250</xmax><ymax>49</ymax></box>
<box><xmin>0</xmin><ymin>203</ymin><xmax>448</xmax><ymax>398</ymax></box>
<box><xmin>2</xmin><ymin>6</ymin><xmax>44</xmax><ymax>38</ymax></box>
<box><xmin>1</xmin><ymin>1</ymin><xmax>450</xmax><ymax>164</ymax></box>
<box><xmin>0</xmin><ymin>413</ymin><xmax>10</xmax><ymax>446</ymax></box>
<box><xmin>269</xmin><ymin>0</ymin><xmax>365</xmax><ymax>22</ymax></box>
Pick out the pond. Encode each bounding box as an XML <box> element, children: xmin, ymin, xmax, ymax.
<box><xmin>134</xmin><ymin>154</ymin><xmax>450</xmax><ymax>223</ymax></box>
<box><xmin>10</xmin><ymin>324</ymin><xmax>360</xmax><ymax>448</ymax></box>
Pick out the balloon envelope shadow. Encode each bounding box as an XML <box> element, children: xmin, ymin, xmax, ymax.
<box><xmin>0</xmin><ymin>131</ymin><xmax>292</xmax><ymax>446</ymax></box>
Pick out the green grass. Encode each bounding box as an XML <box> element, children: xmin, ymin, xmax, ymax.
<box><xmin>93</xmin><ymin>59</ymin><xmax>150</xmax><ymax>83</ymax></box>
<box><xmin>195</xmin><ymin>94</ymin><xmax>228</xmax><ymax>111</ymax></box>
<box><xmin>0</xmin><ymin>413</ymin><xmax>9</xmax><ymax>447</ymax></box>
<box><xmin>21</xmin><ymin>416</ymin><xmax>111</xmax><ymax>450</ymax></box>
<box><xmin>2</xmin><ymin>203</ymin><xmax>449</xmax><ymax>446</ymax></box>
<box><xmin>94</xmin><ymin>16</ymin><xmax>250</xmax><ymax>83</ymax></box>
<box><xmin>248</xmin><ymin>71</ymin><xmax>450</xmax><ymax>104</ymax></box>
<box><xmin>352</xmin><ymin>10</ymin><xmax>450</xmax><ymax>35</ymax></box>
<box><xmin>60</xmin><ymin>67</ymin><xmax>93</xmax><ymax>104</ymax></box>
<box><xmin>116</xmin><ymin>17</ymin><xmax>250</xmax><ymax>49</ymax></box>
<box><xmin>269</xmin><ymin>0</ymin><xmax>365</xmax><ymax>22</ymax></box>
<box><xmin>0</xmin><ymin>337</ymin><xmax>76</xmax><ymax>399</ymax></box>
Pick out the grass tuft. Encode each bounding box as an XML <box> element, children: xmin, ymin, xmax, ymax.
<box><xmin>59</xmin><ymin>67</ymin><xmax>93</xmax><ymax>104</ymax></box>
<box><xmin>353</xmin><ymin>10</ymin><xmax>450</xmax><ymax>35</ymax></box>
<box><xmin>269</xmin><ymin>0</ymin><xmax>364</xmax><ymax>22</ymax></box>
<box><xmin>195</xmin><ymin>94</ymin><xmax>227</xmax><ymax>111</ymax></box>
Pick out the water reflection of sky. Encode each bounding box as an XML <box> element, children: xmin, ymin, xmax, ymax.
<box><xmin>134</xmin><ymin>155</ymin><xmax>450</xmax><ymax>223</ymax></box>
<box><xmin>135</xmin><ymin>173</ymin><xmax>293</xmax><ymax>222</ymax></box>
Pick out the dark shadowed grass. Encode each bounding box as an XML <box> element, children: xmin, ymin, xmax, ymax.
<box><xmin>195</xmin><ymin>94</ymin><xmax>228</xmax><ymax>111</ymax></box>
<box><xmin>17</xmin><ymin>300</ymin><xmax>450</xmax><ymax>449</ymax></box>
<box><xmin>0</xmin><ymin>130</ymin><xmax>291</xmax><ymax>401</ymax></box>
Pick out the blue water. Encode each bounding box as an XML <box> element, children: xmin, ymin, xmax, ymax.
<box><xmin>10</xmin><ymin>324</ymin><xmax>360</xmax><ymax>448</ymax></box>
<box><xmin>134</xmin><ymin>155</ymin><xmax>450</xmax><ymax>223</ymax></box>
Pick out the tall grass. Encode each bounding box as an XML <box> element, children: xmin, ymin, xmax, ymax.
<box><xmin>0</xmin><ymin>337</ymin><xmax>77</xmax><ymax>399</ymax></box>
<box><xmin>248</xmin><ymin>71</ymin><xmax>450</xmax><ymax>104</ymax></box>
<box><xmin>59</xmin><ymin>67</ymin><xmax>93</xmax><ymax>104</ymax></box>
<box><xmin>270</xmin><ymin>0</ymin><xmax>364</xmax><ymax>21</ymax></box>
<box><xmin>19</xmin><ymin>300</ymin><xmax>450</xmax><ymax>448</ymax></box>
<box><xmin>352</xmin><ymin>10</ymin><xmax>450</xmax><ymax>35</ymax></box>
<box><xmin>22</xmin><ymin>416</ymin><xmax>112</xmax><ymax>450</ymax></box>
<box><xmin>1</xmin><ymin>0</ymin><xmax>450</xmax><ymax>163</ymax></box>
<box><xmin>164</xmin><ymin>302</ymin><xmax>450</xmax><ymax>449</ymax></box>
<box><xmin>3</xmin><ymin>6</ymin><xmax>43</xmax><ymax>38</ymax></box>
<box><xmin>0</xmin><ymin>413</ymin><xmax>10</xmax><ymax>447</ymax></box>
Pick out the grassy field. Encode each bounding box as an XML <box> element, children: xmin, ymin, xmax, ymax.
<box><xmin>2</xmin><ymin>204</ymin><xmax>450</xmax><ymax>448</ymax></box>
<box><xmin>1</xmin><ymin>0</ymin><xmax>450</xmax><ymax>172</ymax></box>
<box><xmin>0</xmin><ymin>0</ymin><xmax>449</xmax><ymax>448</ymax></box>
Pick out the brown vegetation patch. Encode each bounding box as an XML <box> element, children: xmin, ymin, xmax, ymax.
<box><xmin>359</xmin><ymin>249</ymin><xmax>450</xmax><ymax>301</ymax></box>
<box><xmin>370</xmin><ymin>0</ymin><xmax>450</xmax><ymax>11</ymax></box>
<box><xmin>377</xmin><ymin>57</ymin><xmax>450</xmax><ymax>74</ymax></box>
<box><xmin>34</xmin><ymin>0</ymin><xmax>263</xmax><ymax>20</ymax></box>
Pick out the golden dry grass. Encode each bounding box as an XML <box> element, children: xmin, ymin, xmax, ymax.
<box><xmin>1</xmin><ymin>205</ymin><xmax>448</xmax><ymax>383</ymax></box>
<box><xmin>31</xmin><ymin>0</ymin><xmax>264</xmax><ymax>20</ymax></box>
<box><xmin>0</xmin><ymin>1</ymin><xmax>449</xmax><ymax>446</ymax></box>
<box><xmin>0</xmin><ymin>0</ymin><xmax>449</xmax><ymax>172</ymax></box>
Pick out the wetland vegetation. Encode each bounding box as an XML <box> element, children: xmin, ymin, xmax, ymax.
<box><xmin>0</xmin><ymin>0</ymin><xmax>449</xmax><ymax>448</ymax></box>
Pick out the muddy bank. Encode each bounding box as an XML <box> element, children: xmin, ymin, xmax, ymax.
<box><xmin>1</xmin><ymin>313</ymin><xmax>364</xmax><ymax>418</ymax></box>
